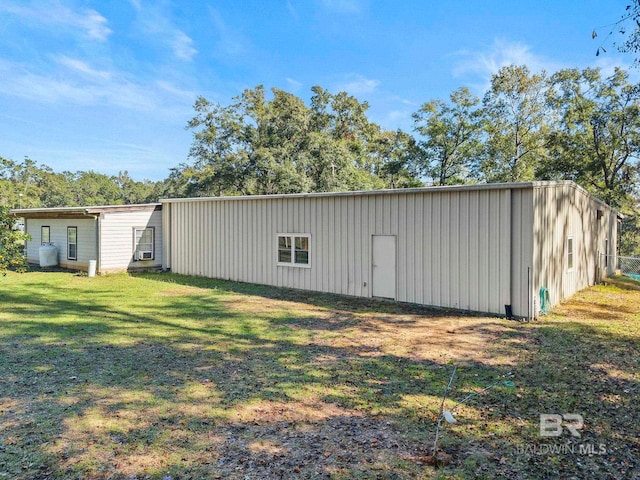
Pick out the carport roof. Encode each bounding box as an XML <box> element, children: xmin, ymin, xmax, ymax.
<box><xmin>10</xmin><ymin>203</ymin><xmax>161</xmax><ymax>219</ymax></box>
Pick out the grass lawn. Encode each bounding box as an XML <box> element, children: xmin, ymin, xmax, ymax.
<box><xmin>0</xmin><ymin>271</ymin><xmax>638</xmax><ymax>479</ymax></box>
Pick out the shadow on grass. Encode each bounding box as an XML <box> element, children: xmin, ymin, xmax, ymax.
<box><xmin>1</xmin><ymin>273</ymin><xmax>511</xmax><ymax>479</ymax></box>
<box><xmin>486</xmin><ymin>276</ymin><xmax>640</xmax><ymax>479</ymax></box>
<box><xmin>605</xmin><ymin>274</ymin><xmax>640</xmax><ymax>291</ymax></box>
<box><xmin>135</xmin><ymin>271</ymin><xmax>497</xmax><ymax>319</ymax></box>
<box><xmin>1</xmin><ymin>272</ymin><xmax>638</xmax><ymax>479</ymax></box>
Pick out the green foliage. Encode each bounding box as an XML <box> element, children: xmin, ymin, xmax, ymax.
<box><xmin>480</xmin><ymin>65</ymin><xmax>551</xmax><ymax>182</ymax></box>
<box><xmin>413</xmin><ymin>87</ymin><xmax>483</xmax><ymax>185</ymax></box>
<box><xmin>179</xmin><ymin>85</ymin><xmax>420</xmax><ymax>196</ymax></box>
<box><xmin>2</xmin><ymin>71</ymin><xmax>640</xmax><ymax>249</ymax></box>
<box><xmin>0</xmin><ymin>157</ymin><xmax>161</xmax><ymax>208</ymax></box>
<box><xmin>543</xmin><ymin>67</ymin><xmax>640</xmax><ymax>210</ymax></box>
<box><xmin>0</xmin><ymin>206</ymin><xmax>29</xmax><ymax>274</ymax></box>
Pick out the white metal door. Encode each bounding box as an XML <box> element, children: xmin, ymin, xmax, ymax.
<box><xmin>372</xmin><ymin>235</ymin><xmax>396</xmax><ymax>299</ymax></box>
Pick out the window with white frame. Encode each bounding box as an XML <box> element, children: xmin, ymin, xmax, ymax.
<box><xmin>41</xmin><ymin>226</ymin><xmax>50</xmax><ymax>245</ymax></box>
<box><xmin>67</xmin><ymin>227</ymin><xmax>77</xmax><ymax>261</ymax></box>
<box><xmin>134</xmin><ymin>227</ymin><xmax>154</xmax><ymax>261</ymax></box>
<box><xmin>567</xmin><ymin>236</ymin><xmax>574</xmax><ymax>271</ymax></box>
<box><xmin>277</xmin><ymin>234</ymin><xmax>310</xmax><ymax>267</ymax></box>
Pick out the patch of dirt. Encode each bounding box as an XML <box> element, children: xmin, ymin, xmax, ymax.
<box><xmin>297</xmin><ymin>312</ymin><xmax>522</xmax><ymax>367</ymax></box>
<box><xmin>206</xmin><ymin>414</ymin><xmax>423</xmax><ymax>479</ymax></box>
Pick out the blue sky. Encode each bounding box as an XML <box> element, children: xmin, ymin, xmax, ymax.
<box><xmin>0</xmin><ymin>0</ymin><xmax>635</xmax><ymax>181</ymax></box>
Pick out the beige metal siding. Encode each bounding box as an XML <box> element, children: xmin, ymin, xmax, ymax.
<box><xmin>24</xmin><ymin>218</ymin><xmax>97</xmax><ymax>270</ymax></box>
<box><xmin>510</xmin><ymin>188</ymin><xmax>535</xmax><ymax>318</ymax></box>
<box><xmin>98</xmin><ymin>209</ymin><xmax>163</xmax><ymax>273</ymax></box>
<box><xmin>165</xmin><ymin>188</ymin><xmax>514</xmax><ymax>316</ymax></box>
<box><xmin>162</xmin><ymin>203</ymin><xmax>172</xmax><ymax>270</ymax></box>
<box><xmin>532</xmin><ymin>184</ymin><xmax>617</xmax><ymax>311</ymax></box>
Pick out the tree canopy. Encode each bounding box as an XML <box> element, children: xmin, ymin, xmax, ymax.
<box><xmin>174</xmin><ymin>85</ymin><xmax>419</xmax><ymax>197</ymax></box>
<box><xmin>3</xmin><ymin>68</ymin><xmax>640</xmax><ymax>255</ymax></box>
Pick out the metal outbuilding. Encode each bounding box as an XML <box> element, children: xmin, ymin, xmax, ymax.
<box><xmin>161</xmin><ymin>181</ymin><xmax>619</xmax><ymax>319</ymax></box>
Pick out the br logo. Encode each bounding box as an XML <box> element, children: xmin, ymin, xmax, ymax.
<box><xmin>539</xmin><ymin>414</ymin><xmax>584</xmax><ymax>437</ymax></box>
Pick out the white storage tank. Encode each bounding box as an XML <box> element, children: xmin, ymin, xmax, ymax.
<box><xmin>39</xmin><ymin>244</ymin><xmax>58</xmax><ymax>267</ymax></box>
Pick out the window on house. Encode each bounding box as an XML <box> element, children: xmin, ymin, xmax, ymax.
<box><xmin>67</xmin><ymin>227</ymin><xmax>77</xmax><ymax>261</ymax></box>
<box><xmin>277</xmin><ymin>234</ymin><xmax>310</xmax><ymax>267</ymax></box>
<box><xmin>604</xmin><ymin>238</ymin><xmax>609</xmax><ymax>267</ymax></box>
<box><xmin>567</xmin><ymin>237</ymin><xmax>574</xmax><ymax>271</ymax></box>
<box><xmin>41</xmin><ymin>226</ymin><xmax>50</xmax><ymax>245</ymax></box>
<box><xmin>134</xmin><ymin>227</ymin><xmax>154</xmax><ymax>261</ymax></box>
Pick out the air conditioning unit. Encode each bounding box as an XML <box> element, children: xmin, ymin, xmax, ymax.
<box><xmin>135</xmin><ymin>250</ymin><xmax>153</xmax><ymax>261</ymax></box>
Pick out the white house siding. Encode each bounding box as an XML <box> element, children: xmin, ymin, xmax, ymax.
<box><xmin>532</xmin><ymin>183</ymin><xmax>617</xmax><ymax>311</ymax></box>
<box><xmin>98</xmin><ymin>209</ymin><xmax>163</xmax><ymax>273</ymax></box>
<box><xmin>24</xmin><ymin>217</ymin><xmax>97</xmax><ymax>270</ymax></box>
<box><xmin>163</xmin><ymin>187</ymin><xmax>516</xmax><ymax>316</ymax></box>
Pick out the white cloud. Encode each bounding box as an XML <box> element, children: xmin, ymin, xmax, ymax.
<box><xmin>55</xmin><ymin>56</ymin><xmax>112</xmax><ymax>81</ymax></box>
<box><xmin>172</xmin><ymin>31</ymin><xmax>198</xmax><ymax>61</ymax></box>
<box><xmin>453</xmin><ymin>38</ymin><xmax>560</xmax><ymax>79</ymax></box>
<box><xmin>0</xmin><ymin>56</ymin><xmax>197</xmax><ymax>116</ymax></box>
<box><xmin>593</xmin><ymin>56</ymin><xmax>640</xmax><ymax>82</ymax></box>
<box><xmin>0</xmin><ymin>0</ymin><xmax>111</xmax><ymax>41</ymax></box>
<box><xmin>386</xmin><ymin>109</ymin><xmax>411</xmax><ymax>124</ymax></box>
<box><xmin>156</xmin><ymin>80</ymin><xmax>195</xmax><ymax>100</ymax></box>
<box><xmin>132</xmin><ymin>3</ymin><xmax>198</xmax><ymax>61</ymax></box>
<box><xmin>451</xmin><ymin>38</ymin><xmax>640</xmax><ymax>93</ymax></box>
<box><xmin>208</xmin><ymin>8</ymin><xmax>248</xmax><ymax>57</ymax></box>
<box><xmin>336</xmin><ymin>74</ymin><xmax>380</xmax><ymax>96</ymax></box>
<box><xmin>451</xmin><ymin>38</ymin><xmax>565</xmax><ymax>94</ymax></box>
<box><xmin>286</xmin><ymin>77</ymin><xmax>303</xmax><ymax>91</ymax></box>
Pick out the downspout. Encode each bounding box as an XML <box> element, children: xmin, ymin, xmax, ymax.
<box><xmin>162</xmin><ymin>202</ymin><xmax>171</xmax><ymax>271</ymax></box>
<box><xmin>95</xmin><ymin>215</ymin><xmax>101</xmax><ymax>274</ymax></box>
<box><xmin>506</xmin><ymin>187</ymin><xmax>514</xmax><ymax>319</ymax></box>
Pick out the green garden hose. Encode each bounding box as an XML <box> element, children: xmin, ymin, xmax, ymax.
<box><xmin>539</xmin><ymin>286</ymin><xmax>550</xmax><ymax>315</ymax></box>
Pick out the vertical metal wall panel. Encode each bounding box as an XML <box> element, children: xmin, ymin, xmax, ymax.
<box><xmin>431</xmin><ymin>194</ymin><xmax>441</xmax><ymax>307</ymax></box>
<box><xmin>532</xmin><ymin>183</ymin><xmax>617</xmax><ymax>312</ymax></box>
<box><xmin>459</xmin><ymin>192</ymin><xmax>470</xmax><ymax>310</ymax></box>
<box><xmin>162</xmin><ymin>203</ymin><xmax>171</xmax><ymax>270</ymax></box>
<box><xmin>414</xmin><ymin>195</ymin><xmax>424</xmax><ymax>305</ymax></box>
<box><xmin>163</xmin><ymin>182</ymin><xmax>612</xmax><ymax>317</ymax></box>
<box><xmin>510</xmin><ymin>188</ymin><xmax>534</xmax><ymax>319</ymax></box>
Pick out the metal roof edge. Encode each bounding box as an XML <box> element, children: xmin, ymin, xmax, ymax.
<box><xmin>529</xmin><ymin>181</ymin><xmax>617</xmax><ymax>212</ymax></box>
<box><xmin>10</xmin><ymin>203</ymin><xmax>161</xmax><ymax>216</ymax></box>
<box><xmin>160</xmin><ymin>181</ymin><xmax>550</xmax><ymax>204</ymax></box>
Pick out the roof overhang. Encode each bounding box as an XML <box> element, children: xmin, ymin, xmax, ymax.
<box><xmin>10</xmin><ymin>203</ymin><xmax>161</xmax><ymax>219</ymax></box>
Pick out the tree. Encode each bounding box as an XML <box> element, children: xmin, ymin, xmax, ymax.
<box><xmin>115</xmin><ymin>171</ymin><xmax>157</xmax><ymax>204</ymax></box>
<box><xmin>70</xmin><ymin>171</ymin><xmax>124</xmax><ymax>206</ymax></box>
<box><xmin>543</xmin><ymin>67</ymin><xmax>640</xmax><ymax>208</ymax></box>
<box><xmin>373</xmin><ymin>130</ymin><xmax>423</xmax><ymax>189</ymax></box>
<box><xmin>413</xmin><ymin>87</ymin><xmax>482</xmax><ymax>185</ymax></box>
<box><xmin>593</xmin><ymin>1</ymin><xmax>640</xmax><ymax>63</ymax></box>
<box><xmin>480</xmin><ymin>65</ymin><xmax>551</xmax><ymax>182</ymax></box>
<box><xmin>543</xmin><ymin>67</ymin><xmax>640</xmax><ymax>255</ymax></box>
<box><xmin>182</xmin><ymin>85</ymin><xmax>418</xmax><ymax>196</ymax></box>
<box><xmin>0</xmin><ymin>206</ymin><xmax>29</xmax><ymax>275</ymax></box>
